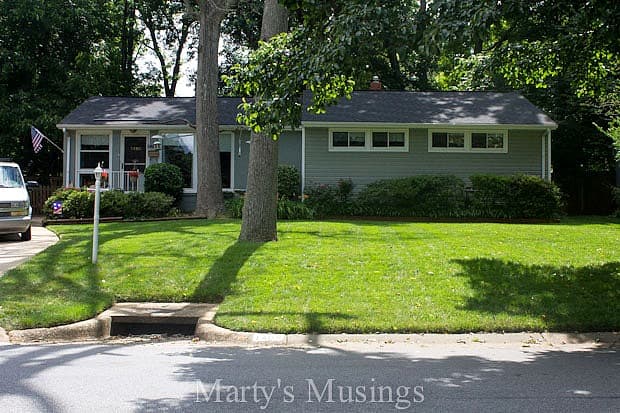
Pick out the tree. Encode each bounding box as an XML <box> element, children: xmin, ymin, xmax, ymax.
<box><xmin>137</xmin><ymin>0</ymin><xmax>198</xmax><ymax>97</ymax></box>
<box><xmin>0</xmin><ymin>0</ymin><xmax>158</xmax><ymax>181</ymax></box>
<box><xmin>238</xmin><ymin>0</ymin><xmax>289</xmax><ymax>242</ymax></box>
<box><xmin>185</xmin><ymin>0</ymin><xmax>238</xmax><ymax>218</ymax></box>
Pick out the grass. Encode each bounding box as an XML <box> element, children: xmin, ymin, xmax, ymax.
<box><xmin>0</xmin><ymin>217</ymin><xmax>618</xmax><ymax>333</ymax></box>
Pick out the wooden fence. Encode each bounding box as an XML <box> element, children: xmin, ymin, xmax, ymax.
<box><xmin>28</xmin><ymin>185</ymin><xmax>56</xmax><ymax>215</ymax></box>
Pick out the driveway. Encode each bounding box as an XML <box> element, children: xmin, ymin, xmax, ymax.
<box><xmin>0</xmin><ymin>224</ymin><xmax>58</xmax><ymax>276</ymax></box>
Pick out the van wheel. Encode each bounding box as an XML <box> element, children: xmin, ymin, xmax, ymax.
<box><xmin>20</xmin><ymin>226</ymin><xmax>32</xmax><ymax>241</ymax></box>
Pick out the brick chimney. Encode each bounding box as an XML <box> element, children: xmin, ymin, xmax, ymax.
<box><xmin>369</xmin><ymin>75</ymin><xmax>382</xmax><ymax>91</ymax></box>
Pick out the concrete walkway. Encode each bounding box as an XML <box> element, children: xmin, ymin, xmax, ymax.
<box><xmin>0</xmin><ymin>221</ymin><xmax>58</xmax><ymax>276</ymax></box>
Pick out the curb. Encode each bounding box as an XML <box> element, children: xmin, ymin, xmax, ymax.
<box><xmin>0</xmin><ymin>327</ymin><xmax>9</xmax><ymax>343</ymax></box>
<box><xmin>7</xmin><ymin>316</ymin><xmax>111</xmax><ymax>344</ymax></box>
<box><xmin>4</xmin><ymin>308</ymin><xmax>618</xmax><ymax>347</ymax></box>
<box><xmin>195</xmin><ymin>326</ymin><xmax>619</xmax><ymax>347</ymax></box>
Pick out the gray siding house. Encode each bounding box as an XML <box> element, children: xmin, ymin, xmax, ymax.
<box><xmin>57</xmin><ymin>91</ymin><xmax>556</xmax><ymax>210</ymax></box>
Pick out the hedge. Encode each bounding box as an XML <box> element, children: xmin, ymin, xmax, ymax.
<box><xmin>44</xmin><ymin>188</ymin><xmax>175</xmax><ymax>219</ymax></box>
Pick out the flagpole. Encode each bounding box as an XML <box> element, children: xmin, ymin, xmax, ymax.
<box><xmin>42</xmin><ymin>134</ymin><xmax>64</xmax><ymax>154</ymax></box>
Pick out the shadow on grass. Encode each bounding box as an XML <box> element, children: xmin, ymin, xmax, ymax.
<box><xmin>0</xmin><ymin>232</ymin><xmax>114</xmax><ymax>330</ymax></box>
<box><xmin>452</xmin><ymin>258</ymin><xmax>620</xmax><ymax>331</ymax></box>
<box><xmin>214</xmin><ymin>311</ymin><xmax>356</xmax><ymax>335</ymax></box>
<box><xmin>190</xmin><ymin>241</ymin><xmax>264</xmax><ymax>303</ymax></box>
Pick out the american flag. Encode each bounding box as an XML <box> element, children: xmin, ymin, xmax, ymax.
<box><xmin>31</xmin><ymin>126</ymin><xmax>45</xmax><ymax>153</ymax></box>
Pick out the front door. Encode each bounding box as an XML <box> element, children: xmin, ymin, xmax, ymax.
<box><xmin>123</xmin><ymin>137</ymin><xmax>146</xmax><ymax>191</ymax></box>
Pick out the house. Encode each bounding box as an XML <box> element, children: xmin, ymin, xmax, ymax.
<box><xmin>57</xmin><ymin>90</ymin><xmax>557</xmax><ymax>211</ymax></box>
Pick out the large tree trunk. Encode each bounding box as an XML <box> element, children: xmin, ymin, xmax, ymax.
<box><xmin>194</xmin><ymin>0</ymin><xmax>229</xmax><ymax>218</ymax></box>
<box><xmin>238</xmin><ymin>0</ymin><xmax>289</xmax><ymax>242</ymax></box>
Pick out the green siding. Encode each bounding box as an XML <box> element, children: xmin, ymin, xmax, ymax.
<box><xmin>233</xmin><ymin>130</ymin><xmax>302</xmax><ymax>190</ymax></box>
<box><xmin>304</xmin><ymin>127</ymin><xmax>543</xmax><ymax>190</ymax></box>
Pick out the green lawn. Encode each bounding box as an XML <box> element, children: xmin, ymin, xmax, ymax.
<box><xmin>0</xmin><ymin>217</ymin><xmax>618</xmax><ymax>333</ymax></box>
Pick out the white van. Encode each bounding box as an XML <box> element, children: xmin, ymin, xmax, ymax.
<box><xmin>0</xmin><ymin>161</ymin><xmax>33</xmax><ymax>241</ymax></box>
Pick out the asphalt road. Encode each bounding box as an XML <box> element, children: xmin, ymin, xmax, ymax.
<box><xmin>0</xmin><ymin>225</ymin><xmax>58</xmax><ymax>276</ymax></box>
<box><xmin>0</xmin><ymin>340</ymin><xmax>618</xmax><ymax>412</ymax></box>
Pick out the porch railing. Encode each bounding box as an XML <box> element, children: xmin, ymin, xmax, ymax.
<box><xmin>106</xmin><ymin>171</ymin><xmax>144</xmax><ymax>192</ymax></box>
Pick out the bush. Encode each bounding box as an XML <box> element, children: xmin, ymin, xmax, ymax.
<box><xmin>144</xmin><ymin>163</ymin><xmax>184</xmax><ymax>204</ymax></box>
<box><xmin>43</xmin><ymin>188</ymin><xmax>81</xmax><ymax>218</ymax></box>
<box><xmin>64</xmin><ymin>190</ymin><xmax>94</xmax><ymax>219</ymax></box>
<box><xmin>277</xmin><ymin>165</ymin><xmax>301</xmax><ymax>200</ymax></box>
<box><xmin>470</xmin><ymin>174</ymin><xmax>563</xmax><ymax>218</ymax></box>
<box><xmin>611</xmin><ymin>186</ymin><xmax>620</xmax><ymax>217</ymax></box>
<box><xmin>356</xmin><ymin>175</ymin><xmax>466</xmax><ymax>217</ymax></box>
<box><xmin>225</xmin><ymin>197</ymin><xmax>315</xmax><ymax>220</ymax></box>
<box><xmin>100</xmin><ymin>190</ymin><xmax>128</xmax><ymax>217</ymax></box>
<box><xmin>44</xmin><ymin>189</ymin><xmax>174</xmax><ymax>219</ymax></box>
<box><xmin>124</xmin><ymin>192</ymin><xmax>175</xmax><ymax>219</ymax></box>
<box><xmin>225</xmin><ymin>197</ymin><xmax>244</xmax><ymax>218</ymax></box>
<box><xmin>304</xmin><ymin>179</ymin><xmax>354</xmax><ymax>217</ymax></box>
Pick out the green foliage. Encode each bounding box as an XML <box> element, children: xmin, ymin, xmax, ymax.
<box><xmin>226</xmin><ymin>197</ymin><xmax>315</xmax><ymax>220</ymax></box>
<box><xmin>470</xmin><ymin>175</ymin><xmax>563</xmax><ymax>219</ymax></box>
<box><xmin>100</xmin><ymin>190</ymin><xmax>128</xmax><ymax>217</ymax></box>
<box><xmin>357</xmin><ymin>175</ymin><xmax>466</xmax><ymax>217</ymax></box>
<box><xmin>0</xmin><ymin>0</ymin><xmax>159</xmax><ymax>179</ymax></box>
<box><xmin>612</xmin><ymin>187</ymin><xmax>620</xmax><ymax>217</ymax></box>
<box><xmin>277</xmin><ymin>199</ymin><xmax>315</xmax><ymax>220</ymax></box>
<box><xmin>123</xmin><ymin>192</ymin><xmax>175</xmax><ymax>219</ymax></box>
<box><xmin>304</xmin><ymin>179</ymin><xmax>355</xmax><ymax>217</ymax></box>
<box><xmin>225</xmin><ymin>197</ymin><xmax>245</xmax><ymax>219</ymax></box>
<box><xmin>44</xmin><ymin>189</ymin><xmax>173</xmax><ymax>219</ymax></box>
<box><xmin>144</xmin><ymin>163</ymin><xmax>184</xmax><ymax>204</ymax></box>
<box><xmin>277</xmin><ymin>165</ymin><xmax>301</xmax><ymax>200</ymax></box>
<box><xmin>43</xmin><ymin>188</ymin><xmax>80</xmax><ymax>217</ymax></box>
<box><xmin>63</xmin><ymin>191</ymin><xmax>94</xmax><ymax>219</ymax></box>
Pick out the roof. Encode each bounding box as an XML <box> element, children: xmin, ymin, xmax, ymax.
<box><xmin>57</xmin><ymin>91</ymin><xmax>557</xmax><ymax>129</ymax></box>
<box><xmin>301</xmin><ymin>91</ymin><xmax>557</xmax><ymax>128</ymax></box>
<box><xmin>57</xmin><ymin>96</ymin><xmax>243</xmax><ymax>128</ymax></box>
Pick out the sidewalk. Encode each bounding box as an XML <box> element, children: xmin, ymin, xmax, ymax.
<box><xmin>0</xmin><ymin>222</ymin><xmax>58</xmax><ymax>276</ymax></box>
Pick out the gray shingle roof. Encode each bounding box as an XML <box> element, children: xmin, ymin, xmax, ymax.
<box><xmin>58</xmin><ymin>91</ymin><xmax>556</xmax><ymax>129</ymax></box>
<box><xmin>301</xmin><ymin>90</ymin><xmax>557</xmax><ymax>127</ymax></box>
<box><xmin>58</xmin><ymin>96</ymin><xmax>243</xmax><ymax>127</ymax></box>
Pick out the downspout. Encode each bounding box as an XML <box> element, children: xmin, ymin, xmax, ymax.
<box><xmin>547</xmin><ymin>128</ymin><xmax>552</xmax><ymax>182</ymax></box>
<box><xmin>541</xmin><ymin>131</ymin><xmax>546</xmax><ymax>180</ymax></box>
<box><xmin>64</xmin><ymin>128</ymin><xmax>70</xmax><ymax>187</ymax></box>
<box><xmin>301</xmin><ymin>126</ymin><xmax>306</xmax><ymax>199</ymax></box>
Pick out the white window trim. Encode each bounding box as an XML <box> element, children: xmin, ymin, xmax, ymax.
<box><xmin>328</xmin><ymin>128</ymin><xmax>409</xmax><ymax>152</ymax></box>
<box><xmin>75</xmin><ymin>130</ymin><xmax>113</xmax><ymax>186</ymax></box>
<box><xmin>428</xmin><ymin>129</ymin><xmax>508</xmax><ymax>153</ymax></box>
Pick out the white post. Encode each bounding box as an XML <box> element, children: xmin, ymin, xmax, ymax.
<box><xmin>92</xmin><ymin>163</ymin><xmax>102</xmax><ymax>264</ymax></box>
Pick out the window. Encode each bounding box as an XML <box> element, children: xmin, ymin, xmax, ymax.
<box><xmin>77</xmin><ymin>133</ymin><xmax>111</xmax><ymax>188</ymax></box>
<box><xmin>431</xmin><ymin>132</ymin><xmax>465</xmax><ymax>150</ymax></box>
<box><xmin>329</xmin><ymin>129</ymin><xmax>409</xmax><ymax>152</ymax></box>
<box><xmin>332</xmin><ymin>131</ymin><xmax>366</xmax><ymax>148</ymax></box>
<box><xmin>428</xmin><ymin>130</ymin><xmax>507</xmax><ymax>153</ymax></box>
<box><xmin>162</xmin><ymin>133</ymin><xmax>195</xmax><ymax>189</ymax></box>
<box><xmin>79</xmin><ymin>135</ymin><xmax>110</xmax><ymax>168</ymax></box>
<box><xmin>160</xmin><ymin>132</ymin><xmax>233</xmax><ymax>191</ymax></box>
<box><xmin>372</xmin><ymin>132</ymin><xmax>406</xmax><ymax>148</ymax></box>
<box><xmin>472</xmin><ymin>132</ymin><xmax>505</xmax><ymax>149</ymax></box>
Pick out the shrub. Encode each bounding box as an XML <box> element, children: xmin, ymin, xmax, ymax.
<box><xmin>43</xmin><ymin>188</ymin><xmax>81</xmax><ymax>218</ymax></box>
<box><xmin>304</xmin><ymin>179</ymin><xmax>355</xmax><ymax>217</ymax></box>
<box><xmin>63</xmin><ymin>190</ymin><xmax>94</xmax><ymax>218</ymax></box>
<box><xmin>470</xmin><ymin>174</ymin><xmax>563</xmax><ymax>218</ymax></box>
<box><xmin>225</xmin><ymin>197</ymin><xmax>315</xmax><ymax>220</ymax></box>
<box><xmin>225</xmin><ymin>197</ymin><xmax>244</xmax><ymax>218</ymax></box>
<box><xmin>100</xmin><ymin>190</ymin><xmax>128</xmax><ymax>217</ymax></box>
<box><xmin>356</xmin><ymin>175</ymin><xmax>466</xmax><ymax>217</ymax></box>
<box><xmin>610</xmin><ymin>186</ymin><xmax>620</xmax><ymax>217</ymax></box>
<box><xmin>144</xmin><ymin>163</ymin><xmax>184</xmax><ymax>204</ymax></box>
<box><xmin>277</xmin><ymin>165</ymin><xmax>301</xmax><ymax>200</ymax></box>
<box><xmin>277</xmin><ymin>199</ymin><xmax>315</xmax><ymax>220</ymax></box>
<box><xmin>124</xmin><ymin>192</ymin><xmax>175</xmax><ymax>219</ymax></box>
